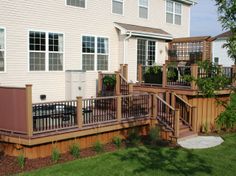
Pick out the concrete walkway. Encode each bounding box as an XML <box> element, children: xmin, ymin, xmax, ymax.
<box><xmin>178</xmin><ymin>136</ymin><xmax>224</xmax><ymax>149</ymax></box>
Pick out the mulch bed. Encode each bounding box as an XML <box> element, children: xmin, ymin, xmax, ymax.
<box><xmin>0</xmin><ymin>143</ymin><xmax>119</xmax><ymax>176</ymax></box>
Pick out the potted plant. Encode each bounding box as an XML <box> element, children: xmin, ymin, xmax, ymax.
<box><xmin>103</xmin><ymin>75</ymin><xmax>116</xmax><ymax>91</ymax></box>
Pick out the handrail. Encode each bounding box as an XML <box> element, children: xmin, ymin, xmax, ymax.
<box><xmin>155</xmin><ymin>94</ymin><xmax>175</xmax><ymax>111</ymax></box>
<box><xmin>173</xmin><ymin>93</ymin><xmax>193</xmax><ymax>108</ymax></box>
<box><xmin>119</xmin><ymin>73</ymin><xmax>128</xmax><ymax>83</ymax></box>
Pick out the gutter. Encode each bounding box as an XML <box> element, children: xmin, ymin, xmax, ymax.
<box><xmin>123</xmin><ymin>32</ymin><xmax>132</xmax><ymax>64</ymax></box>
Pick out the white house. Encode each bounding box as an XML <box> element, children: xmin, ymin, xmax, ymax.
<box><xmin>212</xmin><ymin>31</ymin><xmax>234</xmax><ymax>67</ymax></box>
<box><xmin>0</xmin><ymin>0</ymin><xmax>195</xmax><ymax>102</ymax></box>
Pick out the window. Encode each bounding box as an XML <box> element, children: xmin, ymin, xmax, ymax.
<box><xmin>139</xmin><ymin>0</ymin><xmax>148</xmax><ymax>19</ymax></box>
<box><xmin>166</xmin><ymin>0</ymin><xmax>182</xmax><ymax>25</ymax></box>
<box><xmin>137</xmin><ymin>39</ymin><xmax>156</xmax><ymax>66</ymax></box>
<box><xmin>82</xmin><ymin>36</ymin><xmax>109</xmax><ymax>71</ymax></box>
<box><xmin>66</xmin><ymin>0</ymin><xmax>86</xmax><ymax>8</ymax></box>
<box><xmin>112</xmin><ymin>0</ymin><xmax>123</xmax><ymax>15</ymax></box>
<box><xmin>0</xmin><ymin>28</ymin><xmax>5</xmax><ymax>72</ymax></box>
<box><xmin>214</xmin><ymin>57</ymin><xmax>219</xmax><ymax>65</ymax></box>
<box><xmin>29</xmin><ymin>31</ymin><xmax>64</xmax><ymax>71</ymax></box>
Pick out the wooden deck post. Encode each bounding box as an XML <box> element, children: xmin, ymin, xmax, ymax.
<box><xmin>162</xmin><ymin>64</ymin><xmax>167</xmax><ymax>88</ymax></box>
<box><xmin>232</xmin><ymin>65</ymin><xmax>236</xmax><ymax>86</ymax></box>
<box><xmin>115</xmin><ymin>71</ymin><xmax>121</xmax><ymax>95</ymax></box>
<box><xmin>98</xmin><ymin>72</ymin><xmax>103</xmax><ymax>95</ymax></box>
<box><xmin>123</xmin><ymin>64</ymin><xmax>128</xmax><ymax>80</ymax></box>
<box><xmin>138</xmin><ymin>64</ymin><xmax>143</xmax><ymax>83</ymax></box>
<box><xmin>175</xmin><ymin>109</ymin><xmax>180</xmax><ymax>138</ymax></box>
<box><xmin>128</xmin><ymin>83</ymin><xmax>134</xmax><ymax>94</ymax></box>
<box><xmin>117</xmin><ymin>95</ymin><xmax>122</xmax><ymax>123</ymax></box>
<box><xmin>77</xmin><ymin>97</ymin><xmax>83</xmax><ymax>129</ymax></box>
<box><xmin>152</xmin><ymin>94</ymin><xmax>157</xmax><ymax>119</ymax></box>
<box><xmin>192</xmin><ymin>107</ymin><xmax>197</xmax><ymax>132</ymax></box>
<box><xmin>171</xmin><ymin>92</ymin><xmax>176</xmax><ymax>108</ymax></box>
<box><xmin>191</xmin><ymin>64</ymin><xmax>198</xmax><ymax>90</ymax></box>
<box><xmin>26</xmin><ymin>84</ymin><xmax>33</xmax><ymax>137</ymax></box>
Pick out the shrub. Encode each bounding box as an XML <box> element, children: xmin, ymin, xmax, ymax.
<box><xmin>17</xmin><ymin>153</ymin><xmax>25</xmax><ymax>169</ymax></box>
<box><xmin>51</xmin><ymin>147</ymin><xmax>60</xmax><ymax>163</ymax></box>
<box><xmin>69</xmin><ymin>143</ymin><xmax>80</xmax><ymax>158</ymax></box>
<box><xmin>93</xmin><ymin>141</ymin><xmax>104</xmax><ymax>153</ymax></box>
<box><xmin>148</xmin><ymin>126</ymin><xmax>160</xmax><ymax>145</ymax></box>
<box><xmin>127</xmin><ymin>129</ymin><xmax>141</xmax><ymax>147</ymax></box>
<box><xmin>113</xmin><ymin>136</ymin><xmax>122</xmax><ymax>149</ymax></box>
<box><xmin>217</xmin><ymin>93</ymin><xmax>236</xmax><ymax>130</ymax></box>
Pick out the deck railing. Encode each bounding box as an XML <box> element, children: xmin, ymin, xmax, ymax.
<box><xmin>33</xmin><ymin>101</ymin><xmax>77</xmax><ymax>133</ymax></box>
<box><xmin>140</xmin><ymin>65</ymin><xmax>163</xmax><ymax>87</ymax></box>
<box><xmin>82</xmin><ymin>97</ymin><xmax>117</xmax><ymax>126</ymax></box>
<box><xmin>119</xmin><ymin>74</ymin><xmax>129</xmax><ymax>95</ymax></box>
<box><xmin>122</xmin><ymin>94</ymin><xmax>150</xmax><ymax>120</ymax></box>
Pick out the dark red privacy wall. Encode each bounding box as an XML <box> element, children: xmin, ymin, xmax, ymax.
<box><xmin>0</xmin><ymin>87</ymin><xmax>27</xmax><ymax>134</ymax></box>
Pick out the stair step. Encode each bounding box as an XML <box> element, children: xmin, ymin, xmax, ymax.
<box><xmin>178</xmin><ymin>131</ymin><xmax>198</xmax><ymax>142</ymax></box>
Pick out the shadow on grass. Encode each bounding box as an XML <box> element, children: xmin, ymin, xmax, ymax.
<box><xmin>114</xmin><ymin>145</ymin><xmax>212</xmax><ymax>176</ymax></box>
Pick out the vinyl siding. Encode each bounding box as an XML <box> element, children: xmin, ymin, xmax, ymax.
<box><xmin>0</xmin><ymin>0</ymin><xmax>191</xmax><ymax>102</ymax></box>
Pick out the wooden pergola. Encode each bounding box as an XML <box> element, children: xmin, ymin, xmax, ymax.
<box><xmin>168</xmin><ymin>36</ymin><xmax>212</xmax><ymax>64</ymax></box>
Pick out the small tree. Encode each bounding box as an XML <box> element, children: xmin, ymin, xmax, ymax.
<box><xmin>215</xmin><ymin>0</ymin><xmax>236</xmax><ymax>64</ymax></box>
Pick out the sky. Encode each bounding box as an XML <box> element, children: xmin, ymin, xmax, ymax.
<box><xmin>190</xmin><ymin>0</ymin><xmax>224</xmax><ymax>37</ymax></box>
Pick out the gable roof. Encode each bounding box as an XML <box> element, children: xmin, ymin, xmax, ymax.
<box><xmin>213</xmin><ymin>31</ymin><xmax>233</xmax><ymax>40</ymax></box>
<box><xmin>114</xmin><ymin>22</ymin><xmax>173</xmax><ymax>40</ymax></box>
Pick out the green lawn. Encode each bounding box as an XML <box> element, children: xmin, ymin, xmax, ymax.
<box><xmin>24</xmin><ymin>133</ymin><xmax>236</xmax><ymax>176</ymax></box>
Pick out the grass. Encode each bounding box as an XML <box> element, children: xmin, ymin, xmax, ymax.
<box><xmin>23</xmin><ymin>133</ymin><xmax>236</xmax><ymax>176</ymax></box>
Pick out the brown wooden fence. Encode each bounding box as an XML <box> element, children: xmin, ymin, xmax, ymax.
<box><xmin>0</xmin><ymin>86</ymin><xmax>29</xmax><ymax>134</ymax></box>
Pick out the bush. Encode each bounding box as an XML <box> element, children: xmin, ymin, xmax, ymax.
<box><xmin>69</xmin><ymin>143</ymin><xmax>80</xmax><ymax>158</ymax></box>
<box><xmin>127</xmin><ymin>129</ymin><xmax>141</xmax><ymax>147</ymax></box>
<box><xmin>51</xmin><ymin>147</ymin><xmax>60</xmax><ymax>163</ymax></box>
<box><xmin>17</xmin><ymin>153</ymin><xmax>25</xmax><ymax>169</ymax></box>
<box><xmin>148</xmin><ymin>126</ymin><xmax>160</xmax><ymax>145</ymax></box>
<box><xmin>93</xmin><ymin>141</ymin><xmax>104</xmax><ymax>153</ymax></box>
<box><xmin>217</xmin><ymin>93</ymin><xmax>236</xmax><ymax>130</ymax></box>
<box><xmin>112</xmin><ymin>136</ymin><xmax>122</xmax><ymax>149</ymax></box>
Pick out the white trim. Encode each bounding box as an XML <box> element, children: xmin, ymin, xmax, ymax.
<box><xmin>111</xmin><ymin>0</ymin><xmax>124</xmax><ymax>16</ymax></box>
<box><xmin>81</xmin><ymin>34</ymin><xmax>110</xmax><ymax>72</ymax></box>
<box><xmin>27</xmin><ymin>29</ymin><xmax>65</xmax><ymax>72</ymax></box>
<box><xmin>0</xmin><ymin>27</ymin><xmax>6</xmax><ymax>73</ymax></box>
<box><xmin>138</xmin><ymin>0</ymin><xmax>149</xmax><ymax>19</ymax></box>
<box><xmin>65</xmin><ymin>0</ymin><xmax>87</xmax><ymax>9</ymax></box>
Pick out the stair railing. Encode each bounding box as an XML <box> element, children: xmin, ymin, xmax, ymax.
<box><xmin>172</xmin><ymin>93</ymin><xmax>197</xmax><ymax>132</ymax></box>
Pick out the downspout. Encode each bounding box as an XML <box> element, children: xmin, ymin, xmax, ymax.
<box><xmin>123</xmin><ymin>32</ymin><xmax>132</xmax><ymax>64</ymax></box>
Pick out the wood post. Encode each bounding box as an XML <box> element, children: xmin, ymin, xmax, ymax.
<box><xmin>175</xmin><ymin>109</ymin><xmax>180</xmax><ymax>138</ymax></box>
<box><xmin>77</xmin><ymin>97</ymin><xmax>83</xmax><ymax>129</ymax></box>
<box><xmin>191</xmin><ymin>64</ymin><xmax>198</xmax><ymax>90</ymax></box>
<box><xmin>171</xmin><ymin>92</ymin><xmax>176</xmax><ymax>108</ymax></box>
<box><xmin>98</xmin><ymin>72</ymin><xmax>103</xmax><ymax>95</ymax></box>
<box><xmin>192</xmin><ymin>107</ymin><xmax>197</xmax><ymax>132</ymax></box>
<box><xmin>162</xmin><ymin>64</ymin><xmax>167</xmax><ymax>88</ymax></box>
<box><xmin>138</xmin><ymin>64</ymin><xmax>142</xmax><ymax>83</ymax></box>
<box><xmin>128</xmin><ymin>83</ymin><xmax>134</xmax><ymax>94</ymax></box>
<box><xmin>152</xmin><ymin>94</ymin><xmax>157</xmax><ymax>119</ymax></box>
<box><xmin>123</xmin><ymin>64</ymin><xmax>128</xmax><ymax>80</ymax></box>
<box><xmin>149</xmin><ymin>94</ymin><xmax>153</xmax><ymax>118</ymax></box>
<box><xmin>232</xmin><ymin>65</ymin><xmax>236</xmax><ymax>86</ymax></box>
<box><xmin>115</xmin><ymin>71</ymin><xmax>121</xmax><ymax>95</ymax></box>
<box><xmin>26</xmin><ymin>84</ymin><xmax>33</xmax><ymax>137</ymax></box>
<box><xmin>117</xmin><ymin>95</ymin><xmax>122</xmax><ymax>123</ymax></box>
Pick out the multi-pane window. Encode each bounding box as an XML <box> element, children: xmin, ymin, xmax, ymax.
<box><xmin>82</xmin><ymin>36</ymin><xmax>109</xmax><ymax>71</ymax></box>
<box><xmin>0</xmin><ymin>28</ymin><xmax>5</xmax><ymax>72</ymax></box>
<box><xmin>137</xmin><ymin>39</ymin><xmax>156</xmax><ymax>66</ymax></box>
<box><xmin>166</xmin><ymin>0</ymin><xmax>182</xmax><ymax>25</ymax></box>
<box><xmin>29</xmin><ymin>31</ymin><xmax>64</xmax><ymax>71</ymax></box>
<box><xmin>66</xmin><ymin>0</ymin><xmax>86</xmax><ymax>8</ymax></box>
<box><xmin>112</xmin><ymin>0</ymin><xmax>123</xmax><ymax>15</ymax></box>
<box><xmin>139</xmin><ymin>0</ymin><xmax>148</xmax><ymax>19</ymax></box>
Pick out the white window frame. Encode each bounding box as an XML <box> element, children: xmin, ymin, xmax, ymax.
<box><xmin>165</xmin><ymin>0</ymin><xmax>182</xmax><ymax>25</ymax></box>
<box><xmin>0</xmin><ymin>27</ymin><xmax>6</xmax><ymax>73</ymax></box>
<box><xmin>138</xmin><ymin>0</ymin><xmax>149</xmax><ymax>19</ymax></box>
<box><xmin>28</xmin><ymin>30</ymin><xmax>65</xmax><ymax>72</ymax></box>
<box><xmin>111</xmin><ymin>0</ymin><xmax>124</xmax><ymax>16</ymax></box>
<box><xmin>81</xmin><ymin>35</ymin><xmax>110</xmax><ymax>72</ymax></box>
<box><xmin>65</xmin><ymin>0</ymin><xmax>87</xmax><ymax>9</ymax></box>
